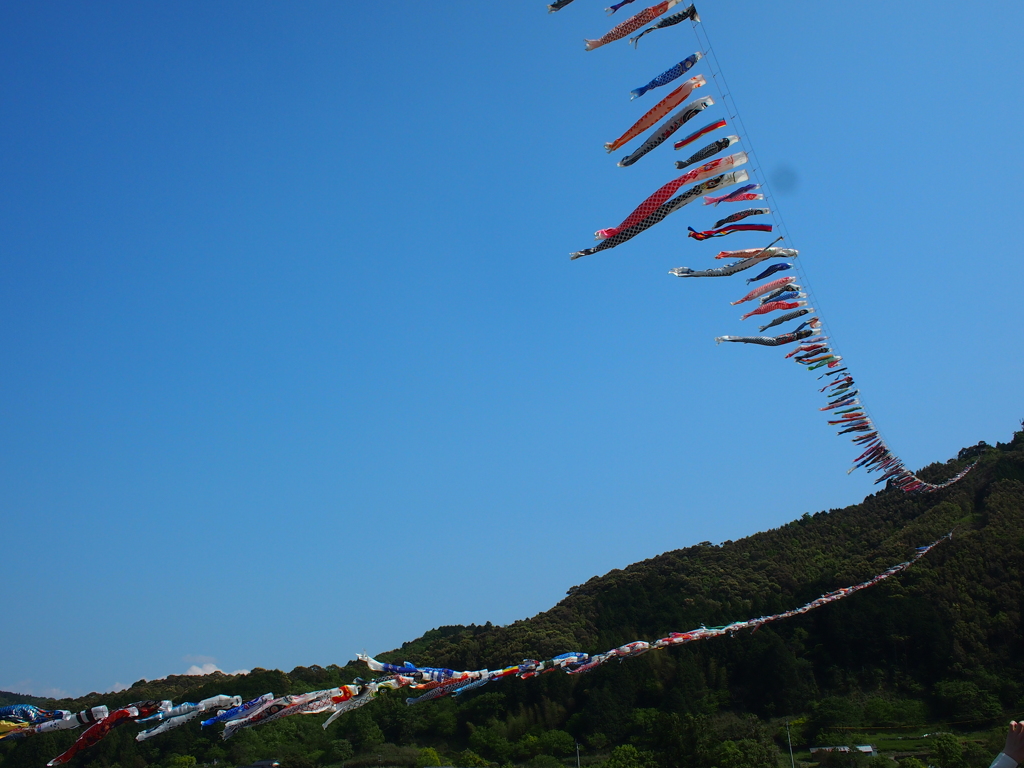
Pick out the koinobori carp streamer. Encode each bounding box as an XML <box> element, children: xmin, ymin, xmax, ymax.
<box><xmin>7</xmin><ymin>535</ymin><xmax>952</xmax><ymax>765</ymax></box>
<box><xmin>704</xmin><ymin>183</ymin><xmax>762</xmax><ymax>206</ymax></box>
<box><xmin>553</xmin><ymin>0</ymin><xmax>970</xmax><ymax>495</ymax></box>
<box><xmin>674</xmin><ymin>119</ymin><xmax>728</xmax><ymax>151</ymax></box>
<box><xmin>674</xmin><ymin>134</ymin><xmax>739</xmax><ymax>171</ymax></box>
<box><xmin>631</xmin><ymin>52</ymin><xmax>703</xmax><ymax>99</ymax></box>
<box><xmin>714</xmin><ymin>247</ymin><xmax>780</xmax><ymax>260</ymax></box>
<box><xmin>758</xmin><ymin>308</ymin><xmax>811</xmax><ymax>332</ymax></box>
<box><xmin>48</xmin><ymin>702</ymin><xmax>168</xmax><ymax>766</ymax></box>
<box><xmin>597</xmin><ymin>152</ymin><xmax>747</xmax><ymax>239</ymax></box>
<box><xmin>572</xmin><ymin>170</ymin><xmax>748</xmax><ymax>259</ymax></box>
<box><xmin>740</xmin><ymin>299</ymin><xmax>806</xmax><ymax>320</ymax></box>
<box><xmin>1</xmin><ymin>9</ymin><xmax>987</xmax><ymax>766</ymax></box>
<box><xmin>759</xmin><ymin>286</ymin><xmax>802</xmax><ymax>304</ymax></box>
<box><xmin>669</xmin><ymin>246</ymin><xmax>795</xmax><ymax>278</ymax></box>
<box><xmin>604</xmin><ymin>75</ymin><xmax>706</xmax><ymax>152</ymax></box>
<box><xmin>714</xmin><ymin>329</ymin><xmax>813</xmax><ymax>346</ymax></box>
<box><xmin>618</xmin><ymin>95</ymin><xmax>714</xmax><ymax>166</ymax></box>
<box><xmin>358</xmin><ymin>535</ymin><xmax>951</xmax><ymax>692</ymax></box>
<box><xmin>136</xmin><ymin>696</ymin><xmax>241</xmax><ymax>742</ymax></box>
<box><xmin>746</xmin><ymin>262</ymin><xmax>791</xmax><ymax>284</ymax></box>
<box><xmin>730</xmin><ymin>274</ymin><xmax>798</xmax><ymax>305</ymax></box>
<box><xmin>585</xmin><ymin>0</ymin><xmax>688</xmax><ymax>51</ymax></box>
<box><xmin>714</xmin><ymin>207</ymin><xmax>770</xmax><ymax>229</ymax></box>
<box><xmin>687</xmin><ymin>223</ymin><xmax>773</xmax><ymax>240</ymax></box>
<box><xmin>628</xmin><ymin>3</ymin><xmax>699</xmax><ymax>46</ymax></box>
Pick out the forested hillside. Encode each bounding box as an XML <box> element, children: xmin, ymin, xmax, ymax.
<box><xmin>4</xmin><ymin>427</ymin><xmax>1022</xmax><ymax>768</ymax></box>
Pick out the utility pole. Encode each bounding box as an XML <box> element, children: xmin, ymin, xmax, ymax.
<box><xmin>576</xmin><ymin>741</ymin><xmax>581</xmax><ymax>768</ymax></box>
<box><xmin>786</xmin><ymin>721</ymin><xmax>796</xmax><ymax>768</ymax></box>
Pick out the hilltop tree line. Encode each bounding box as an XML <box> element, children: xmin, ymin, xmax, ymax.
<box><xmin>3</xmin><ymin>427</ymin><xmax>1022</xmax><ymax>768</ymax></box>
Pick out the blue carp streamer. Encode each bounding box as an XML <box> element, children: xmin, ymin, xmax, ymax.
<box><xmin>631</xmin><ymin>53</ymin><xmax>703</xmax><ymax>100</ymax></box>
<box><xmin>10</xmin><ymin>536</ymin><xmax>952</xmax><ymax>765</ymax></box>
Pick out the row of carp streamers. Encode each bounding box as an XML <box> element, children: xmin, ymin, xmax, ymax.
<box><xmin>550</xmin><ymin>1</ymin><xmax>973</xmax><ymax>493</ymax></box>
<box><xmin>1</xmin><ymin>537</ymin><xmax>951</xmax><ymax>766</ymax></box>
<box><xmin>0</xmin><ymin>8</ymin><xmax>972</xmax><ymax>766</ymax></box>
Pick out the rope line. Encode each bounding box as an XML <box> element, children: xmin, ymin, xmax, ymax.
<box><xmin>683</xmin><ymin>17</ymin><xmax>960</xmax><ymax>490</ymax></box>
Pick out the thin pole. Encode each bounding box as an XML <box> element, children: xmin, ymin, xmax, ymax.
<box><xmin>787</xmin><ymin>721</ymin><xmax>796</xmax><ymax>768</ymax></box>
<box><xmin>576</xmin><ymin>741</ymin><xmax>581</xmax><ymax>768</ymax></box>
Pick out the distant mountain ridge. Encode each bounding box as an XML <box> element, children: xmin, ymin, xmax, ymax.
<box><xmin>4</xmin><ymin>427</ymin><xmax>1022</xmax><ymax>768</ymax></box>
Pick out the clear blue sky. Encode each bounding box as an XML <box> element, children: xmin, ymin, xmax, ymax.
<box><xmin>2</xmin><ymin>1</ymin><xmax>1022</xmax><ymax>698</ymax></box>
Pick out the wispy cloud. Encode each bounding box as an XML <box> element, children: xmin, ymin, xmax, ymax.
<box><xmin>182</xmin><ymin>658</ymin><xmax>249</xmax><ymax>677</ymax></box>
<box><xmin>184</xmin><ymin>663</ymin><xmax>221</xmax><ymax>676</ymax></box>
<box><xmin>111</xmin><ymin>682</ymin><xmax>129</xmax><ymax>692</ymax></box>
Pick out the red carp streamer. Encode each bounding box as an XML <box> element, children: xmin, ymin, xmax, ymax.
<box><xmin>585</xmin><ymin>0</ymin><xmax>686</xmax><ymax>51</ymax></box>
<box><xmin>48</xmin><ymin>702</ymin><xmax>166</xmax><ymax>766</ymax></box>
<box><xmin>674</xmin><ymin>118</ymin><xmax>727</xmax><ymax>149</ymax></box>
<box><xmin>687</xmin><ymin>223</ymin><xmax>772</xmax><ymax>240</ymax></box>
<box><xmin>595</xmin><ymin>152</ymin><xmax>747</xmax><ymax>239</ymax></box>
<box><xmin>730</xmin><ymin>275</ymin><xmax>795</xmax><ymax>305</ymax></box>
<box><xmin>556</xmin><ymin>0</ymin><xmax>973</xmax><ymax>493</ymax></box>
<box><xmin>713</xmin><ymin>247</ymin><xmax>772</xmax><ymax>260</ymax></box>
<box><xmin>9</xmin><ymin>535</ymin><xmax>951</xmax><ymax>766</ymax></box>
<box><xmin>703</xmin><ymin>183</ymin><xmax>762</xmax><ymax>206</ymax></box>
<box><xmin>604</xmin><ymin>75</ymin><xmax>706</xmax><ymax>152</ymax></box>
<box><xmin>358</xmin><ymin>535</ymin><xmax>953</xmax><ymax>687</ymax></box>
<box><xmin>741</xmin><ymin>299</ymin><xmax>806</xmax><ymax>320</ymax></box>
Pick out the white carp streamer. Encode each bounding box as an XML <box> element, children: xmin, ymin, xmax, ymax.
<box><xmin>3</xmin><ymin>535</ymin><xmax>950</xmax><ymax>766</ymax></box>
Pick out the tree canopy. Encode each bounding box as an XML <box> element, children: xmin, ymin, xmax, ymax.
<box><xmin>4</xmin><ymin>428</ymin><xmax>1022</xmax><ymax>768</ymax></box>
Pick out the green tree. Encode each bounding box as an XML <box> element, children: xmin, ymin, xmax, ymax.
<box><xmin>602</xmin><ymin>744</ymin><xmax>657</xmax><ymax>768</ymax></box>
<box><xmin>455</xmin><ymin>749</ymin><xmax>492</xmax><ymax>768</ymax></box>
<box><xmin>354</xmin><ymin>715</ymin><xmax>386</xmax><ymax>750</ymax></box>
<box><xmin>227</xmin><ymin>728</ymin><xmax>260</xmax><ymax>766</ymax></box>
<box><xmin>418</xmin><ymin>747</ymin><xmax>443</xmax><ymax>767</ymax></box>
<box><xmin>808</xmin><ymin>698</ymin><xmax>862</xmax><ymax>743</ymax></box>
<box><xmin>934</xmin><ymin>682</ymin><xmax>1002</xmax><ymax>721</ymax></box>
<box><xmin>469</xmin><ymin>726</ymin><xmax>513</xmax><ymax>764</ymax></box>
<box><xmin>933</xmin><ymin>734</ymin><xmax>966</xmax><ymax>768</ymax></box>
<box><xmin>816</xmin><ymin>748</ymin><xmax>863</xmax><ymax>768</ymax></box>
<box><xmin>963</xmin><ymin>742</ymin><xmax>991</xmax><ymax>768</ymax></box>
<box><xmin>712</xmin><ymin>738</ymin><xmax>779</xmax><ymax>768</ymax></box>
<box><xmin>539</xmin><ymin>730</ymin><xmax>575</xmax><ymax>758</ymax></box>
<box><xmin>526</xmin><ymin>756</ymin><xmax>563</xmax><ymax>768</ymax></box>
<box><xmin>328</xmin><ymin>738</ymin><xmax>355</xmax><ymax>764</ymax></box>
<box><xmin>516</xmin><ymin>734</ymin><xmax>541</xmax><ymax>761</ymax></box>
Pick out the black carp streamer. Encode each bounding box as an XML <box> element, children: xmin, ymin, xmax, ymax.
<box><xmin>1</xmin><ymin>536</ymin><xmax>952</xmax><ymax>764</ymax></box>
<box><xmin>0</xmin><ymin>9</ymin><xmax>980</xmax><ymax>767</ymax></box>
<box><xmin>555</xmin><ymin>1</ymin><xmax>971</xmax><ymax>492</ymax></box>
<box><xmin>570</xmin><ymin>170</ymin><xmax>748</xmax><ymax>259</ymax></box>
